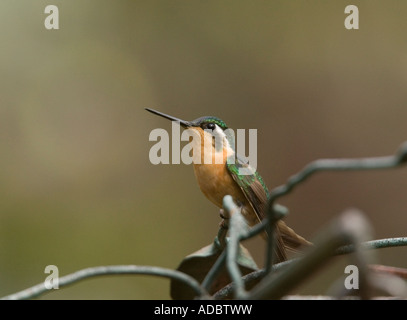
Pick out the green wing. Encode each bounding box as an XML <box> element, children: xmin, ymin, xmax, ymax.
<box><xmin>226</xmin><ymin>156</ymin><xmax>288</xmax><ymax>262</ymax></box>
<box><xmin>226</xmin><ymin>156</ymin><xmax>311</xmax><ymax>262</ymax></box>
<box><xmin>226</xmin><ymin>156</ymin><xmax>269</xmax><ymax>223</ymax></box>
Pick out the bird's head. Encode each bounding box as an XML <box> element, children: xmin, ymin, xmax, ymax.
<box><xmin>146</xmin><ymin>107</ymin><xmax>232</xmax><ymax>149</ymax></box>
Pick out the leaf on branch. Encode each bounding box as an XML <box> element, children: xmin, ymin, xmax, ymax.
<box><xmin>170</xmin><ymin>240</ymin><xmax>258</xmax><ymax>299</ymax></box>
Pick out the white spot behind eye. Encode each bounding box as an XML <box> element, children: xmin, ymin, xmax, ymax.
<box><xmin>211</xmin><ymin>124</ymin><xmax>230</xmax><ymax>152</ymax></box>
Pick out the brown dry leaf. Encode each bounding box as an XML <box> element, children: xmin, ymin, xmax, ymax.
<box><xmin>170</xmin><ymin>240</ymin><xmax>258</xmax><ymax>299</ymax></box>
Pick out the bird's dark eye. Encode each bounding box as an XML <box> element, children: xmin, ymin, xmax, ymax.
<box><xmin>206</xmin><ymin>123</ymin><xmax>216</xmax><ymax>130</ymax></box>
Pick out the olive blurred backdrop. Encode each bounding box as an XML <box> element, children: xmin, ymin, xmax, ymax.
<box><xmin>1</xmin><ymin>1</ymin><xmax>406</xmax><ymax>299</ymax></box>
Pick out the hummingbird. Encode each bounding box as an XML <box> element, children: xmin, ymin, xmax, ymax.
<box><xmin>146</xmin><ymin>108</ymin><xmax>310</xmax><ymax>262</ymax></box>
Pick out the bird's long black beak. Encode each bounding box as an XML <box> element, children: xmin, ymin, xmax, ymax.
<box><xmin>145</xmin><ymin>108</ymin><xmax>192</xmax><ymax>128</ymax></box>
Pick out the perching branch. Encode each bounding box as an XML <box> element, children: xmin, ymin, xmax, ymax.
<box><xmin>243</xmin><ymin>141</ymin><xmax>407</xmax><ymax>270</ymax></box>
<box><xmin>213</xmin><ymin>236</ymin><xmax>407</xmax><ymax>299</ymax></box>
<box><xmin>369</xmin><ymin>264</ymin><xmax>407</xmax><ymax>280</ymax></box>
<box><xmin>247</xmin><ymin>209</ymin><xmax>375</xmax><ymax>299</ymax></box>
<box><xmin>245</xmin><ymin>141</ymin><xmax>407</xmax><ymax>241</ymax></box>
<box><xmin>268</xmin><ymin>141</ymin><xmax>407</xmax><ymax>209</ymax></box>
<box><xmin>222</xmin><ymin>195</ymin><xmax>250</xmax><ymax>299</ymax></box>
<box><xmin>1</xmin><ymin>265</ymin><xmax>208</xmax><ymax>300</ymax></box>
<box><xmin>337</xmin><ymin>237</ymin><xmax>407</xmax><ymax>255</ymax></box>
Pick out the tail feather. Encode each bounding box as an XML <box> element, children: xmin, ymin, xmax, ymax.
<box><xmin>277</xmin><ymin>220</ymin><xmax>312</xmax><ymax>254</ymax></box>
<box><xmin>260</xmin><ymin>220</ymin><xmax>312</xmax><ymax>263</ymax></box>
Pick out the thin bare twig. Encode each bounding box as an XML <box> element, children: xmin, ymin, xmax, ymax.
<box><xmin>223</xmin><ymin>195</ymin><xmax>250</xmax><ymax>299</ymax></box>
<box><xmin>369</xmin><ymin>264</ymin><xmax>407</xmax><ymax>280</ymax></box>
<box><xmin>247</xmin><ymin>209</ymin><xmax>374</xmax><ymax>300</ymax></box>
<box><xmin>246</xmin><ymin>142</ymin><xmax>407</xmax><ymax>241</ymax></box>
<box><xmin>1</xmin><ymin>265</ymin><xmax>208</xmax><ymax>300</ymax></box>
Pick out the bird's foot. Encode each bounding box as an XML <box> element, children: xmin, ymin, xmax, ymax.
<box><xmin>219</xmin><ymin>209</ymin><xmax>229</xmax><ymax>220</ymax></box>
<box><xmin>219</xmin><ymin>209</ymin><xmax>229</xmax><ymax>229</ymax></box>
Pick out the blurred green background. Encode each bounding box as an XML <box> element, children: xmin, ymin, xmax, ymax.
<box><xmin>1</xmin><ymin>1</ymin><xmax>406</xmax><ymax>299</ymax></box>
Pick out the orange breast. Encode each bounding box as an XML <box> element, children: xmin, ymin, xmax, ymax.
<box><xmin>193</xmin><ymin>162</ymin><xmax>244</xmax><ymax>208</ymax></box>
